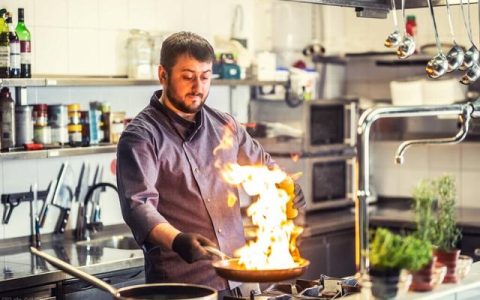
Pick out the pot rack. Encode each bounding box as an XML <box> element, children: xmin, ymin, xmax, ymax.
<box><xmin>283</xmin><ymin>0</ymin><xmax>478</xmax><ymax>18</ymax></box>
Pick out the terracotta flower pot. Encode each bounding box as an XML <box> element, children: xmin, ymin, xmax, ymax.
<box><xmin>410</xmin><ymin>256</ymin><xmax>437</xmax><ymax>292</ymax></box>
<box><xmin>369</xmin><ymin>267</ymin><xmax>401</xmax><ymax>299</ymax></box>
<box><xmin>435</xmin><ymin>249</ymin><xmax>460</xmax><ymax>283</ymax></box>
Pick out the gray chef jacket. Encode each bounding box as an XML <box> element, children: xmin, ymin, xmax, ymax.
<box><xmin>116</xmin><ymin>90</ymin><xmax>274</xmax><ymax>290</ymax></box>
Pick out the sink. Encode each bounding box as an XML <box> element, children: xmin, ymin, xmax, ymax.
<box><xmin>76</xmin><ymin>235</ymin><xmax>139</xmax><ymax>250</ymax></box>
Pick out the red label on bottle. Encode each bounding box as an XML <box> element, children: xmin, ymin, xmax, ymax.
<box><xmin>20</xmin><ymin>41</ymin><xmax>31</xmax><ymax>53</ymax></box>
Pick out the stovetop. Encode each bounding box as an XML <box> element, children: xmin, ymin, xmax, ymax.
<box><xmin>225</xmin><ymin>276</ymin><xmax>360</xmax><ymax>300</ymax></box>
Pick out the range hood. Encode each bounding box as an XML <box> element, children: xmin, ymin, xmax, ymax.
<box><xmin>282</xmin><ymin>0</ymin><xmax>477</xmax><ymax>18</ymax></box>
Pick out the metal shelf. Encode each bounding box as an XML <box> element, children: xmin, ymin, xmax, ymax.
<box><xmin>0</xmin><ymin>144</ymin><xmax>117</xmax><ymax>161</ymax></box>
<box><xmin>0</xmin><ymin>76</ymin><xmax>287</xmax><ymax>87</ymax></box>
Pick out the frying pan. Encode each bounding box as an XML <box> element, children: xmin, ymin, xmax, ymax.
<box><xmin>30</xmin><ymin>247</ymin><xmax>217</xmax><ymax>300</ymax></box>
<box><xmin>205</xmin><ymin>246</ymin><xmax>310</xmax><ymax>282</ymax></box>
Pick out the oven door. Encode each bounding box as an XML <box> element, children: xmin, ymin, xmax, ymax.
<box><xmin>271</xmin><ymin>153</ymin><xmax>356</xmax><ymax>211</ymax></box>
<box><xmin>304</xmin><ymin>101</ymin><xmax>357</xmax><ymax>153</ymax></box>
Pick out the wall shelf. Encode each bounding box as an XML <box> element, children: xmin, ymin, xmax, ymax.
<box><xmin>0</xmin><ymin>77</ymin><xmax>287</xmax><ymax>88</ymax></box>
<box><xmin>0</xmin><ymin>144</ymin><xmax>117</xmax><ymax>161</ymax></box>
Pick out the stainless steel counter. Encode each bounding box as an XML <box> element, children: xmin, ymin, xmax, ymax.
<box><xmin>0</xmin><ymin>224</ymin><xmax>143</xmax><ymax>293</ymax></box>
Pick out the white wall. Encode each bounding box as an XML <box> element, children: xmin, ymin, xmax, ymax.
<box><xmin>371</xmin><ymin>141</ymin><xmax>480</xmax><ymax>208</ymax></box>
<box><xmin>0</xmin><ymin>0</ymin><xmax>266</xmax><ymax>239</ymax></box>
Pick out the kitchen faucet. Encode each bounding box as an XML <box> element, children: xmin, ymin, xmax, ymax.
<box><xmin>75</xmin><ymin>182</ymin><xmax>118</xmax><ymax>241</ymax></box>
<box><xmin>356</xmin><ymin>98</ymin><xmax>480</xmax><ymax>278</ymax></box>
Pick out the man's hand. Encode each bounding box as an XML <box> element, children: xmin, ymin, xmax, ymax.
<box><xmin>171</xmin><ymin>233</ymin><xmax>216</xmax><ymax>263</ymax></box>
<box><xmin>277</xmin><ymin>176</ymin><xmax>307</xmax><ymax>219</ymax></box>
<box><xmin>293</xmin><ymin>182</ymin><xmax>306</xmax><ymax>209</ymax></box>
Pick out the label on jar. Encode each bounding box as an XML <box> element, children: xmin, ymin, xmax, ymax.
<box><xmin>69</xmin><ymin>131</ymin><xmax>82</xmax><ymax>143</ymax></box>
<box><xmin>51</xmin><ymin>127</ymin><xmax>69</xmax><ymax>144</ymax></box>
<box><xmin>34</xmin><ymin>126</ymin><xmax>52</xmax><ymax>144</ymax></box>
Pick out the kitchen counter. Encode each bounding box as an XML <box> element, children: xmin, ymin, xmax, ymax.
<box><xmin>303</xmin><ymin>202</ymin><xmax>480</xmax><ymax>237</ymax></box>
<box><xmin>344</xmin><ymin>261</ymin><xmax>480</xmax><ymax>300</ymax></box>
<box><xmin>0</xmin><ymin>224</ymin><xmax>143</xmax><ymax>293</ymax></box>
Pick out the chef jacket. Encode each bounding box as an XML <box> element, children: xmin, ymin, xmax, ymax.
<box><xmin>116</xmin><ymin>90</ymin><xmax>274</xmax><ymax>290</ymax></box>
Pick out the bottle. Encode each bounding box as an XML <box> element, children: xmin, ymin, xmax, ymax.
<box><xmin>15</xmin><ymin>8</ymin><xmax>31</xmax><ymax>78</ymax></box>
<box><xmin>0</xmin><ymin>87</ymin><xmax>16</xmax><ymax>150</ymax></box>
<box><xmin>0</xmin><ymin>9</ymin><xmax>10</xmax><ymax>78</ymax></box>
<box><xmin>6</xmin><ymin>14</ymin><xmax>20</xmax><ymax>78</ymax></box>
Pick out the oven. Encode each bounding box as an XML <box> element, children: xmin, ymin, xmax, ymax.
<box><xmin>248</xmin><ymin>98</ymin><xmax>357</xmax><ymax>154</ymax></box>
<box><xmin>271</xmin><ymin>150</ymin><xmax>356</xmax><ymax>211</ymax></box>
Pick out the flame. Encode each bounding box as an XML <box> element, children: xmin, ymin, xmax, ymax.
<box><xmin>221</xmin><ymin>163</ymin><xmax>302</xmax><ymax>270</ymax></box>
<box><xmin>213</xmin><ymin>126</ymin><xmax>304</xmax><ymax>270</ymax></box>
<box><xmin>290</xmin><ymin>153</ymin><xmax>300</xmax><ymax>162</ymax></box>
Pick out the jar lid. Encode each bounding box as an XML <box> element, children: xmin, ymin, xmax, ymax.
<box><xmin>67</xmin><ymin>104</ymin><xmax>81</xmax><ymax>111</ymax></box>
<box><xmin>34</xmin><ymin>104</ymin><xmax>48</xmax><ymax>110</ymax></box>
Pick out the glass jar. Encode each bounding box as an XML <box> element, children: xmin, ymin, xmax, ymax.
<box><xmin>68</xmin><ymin>103</ymin><xmax>81</xmax><ymax>125</ymax></box>
<box><xmin>33</xmin><ymin>104</ymin><xmax>48</xmax><ymax>127</ymax></box>
<box><xmin>127</xmin><ymin>29</ymin><xmax>153</xmax><ymax>79</ymax></box>
<box><xmin>68</xmin><ymin>124</ymin><xmax>82</xmax><ymax>147</ymax></box>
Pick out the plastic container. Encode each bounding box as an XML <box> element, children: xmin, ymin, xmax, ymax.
<box><xmin>127</xmin><ymin>29</ymin><xmax>153</xmax><ymax>79</ymax></box>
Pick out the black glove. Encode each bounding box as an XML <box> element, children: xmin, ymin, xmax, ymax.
<box><xmin>172</xmin><ymin>233</ymin><xmax>216</xmax><ymax>263</ymax></box>
<box><xmin>293</xmin><ymin>183</ymin><xmax>306</xmax><ymax>209</ymax></box>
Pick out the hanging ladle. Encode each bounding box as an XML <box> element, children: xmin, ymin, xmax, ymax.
<box><xmin>459</xmin><ymin>0</ymin><xmax>480</xmax><ymax>84</ymax></box>
<box><xmin>425</xmin><ymin>0</ymin><xmax>448</xmax><ymax>78</ymax></box>
<box><xmin>445</xmin><ymin>0</ymin><xmax>465</xmax><ymax>71</ymax></box>
<box><xmin>397</xmin><ymin>0</ymin><xmax>416</xmax><ymax>59</ymax></box>
<box><xmin>384</xmin><ymin>0</ymin><xmax>401</xmax><ymax>48</ymax></box>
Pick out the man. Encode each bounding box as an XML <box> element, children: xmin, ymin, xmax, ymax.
<box><xmin>116</xmin><ymin>31</ymin><xmax>304</xmax><ymax>297</ymax></box>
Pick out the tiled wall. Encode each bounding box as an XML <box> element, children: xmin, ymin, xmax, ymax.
<box><xmin>371</xmin><ymin>141</ymin><xmax>480</xmax><ymax>208</ymax></box>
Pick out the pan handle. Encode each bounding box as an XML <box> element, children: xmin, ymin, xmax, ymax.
<box><xmin>30</xmin><ymin>247</ymin><xmax>119</xmax><ymax>297</ymax></box>
<box><xmin>204</xmin><ymin>246</ymin><xmax>232</xmax><ymax>260</ymax></box>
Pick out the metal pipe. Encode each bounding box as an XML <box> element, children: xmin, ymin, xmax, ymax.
<box><xmin>395</xmin><ymin>104</ymin><xmax>473</xmax><ymax>164</ymax></box>
<box><xmin>356</xmin><ymin>100</ymin><xmax>479</xmax><ymax>278</ymax></box>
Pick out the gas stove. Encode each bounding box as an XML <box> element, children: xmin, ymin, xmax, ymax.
<box><xmin>225</xmin><ymin>276</ymin><xmax>360</xmax><ymax>300</ymax></box>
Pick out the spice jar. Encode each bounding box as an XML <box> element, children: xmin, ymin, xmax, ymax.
<box><xmin>80</xmin><ymin>111</ymin><xmax>90</xmax><ymax>147</ymax></box>
<box><xmin>68</xmin><ymin>104</ymin><xmax>81</xmax><ymax>125</ymax></box>
<box><xmin>33</xmin><ymin>104</ymin><xmax>48</xmax><ymax>127</ymax></box>
<box><xmin>48</xmin><ymin>104</ymin><xmax>68</xmax><ymax>145</ymax></box>
<box><xmin>68</xmin><ymin>124</ymin><xmax>82</xmax><ymax>147</ymax></box>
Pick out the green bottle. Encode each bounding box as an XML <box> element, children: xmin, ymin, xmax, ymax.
<box><xmin>0</xmin><ymin>9</ymin><xmax>10</xmax><ymax>78</ymax></box>
<box><xmin>15</xmin><ymin>8</ymin><xmax>31</xmax><ymax>78</ymax></box>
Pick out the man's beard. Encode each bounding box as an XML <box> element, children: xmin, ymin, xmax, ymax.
<box><xmin>165</xmin><ymin>78</ymin><xmax>208</xmax><ymax>114</ymax></box>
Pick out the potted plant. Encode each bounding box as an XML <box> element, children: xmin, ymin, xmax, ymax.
<box><xmin>369</xmin><ymin>227</ymin><xmax>432</xmax><ymax>299</ymax></box>
<box><xmin>411</xmin><ymin>179</ymin><xmax>437</xmax><ymax>291</ymax></box>
<box><xmin>432</xmin><ymin>175</ymin><xmax>462</xmax><ymax>283</ymax></box>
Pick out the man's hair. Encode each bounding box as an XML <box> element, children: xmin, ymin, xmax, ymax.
<box><xmin>160</xmin><ymin>31</ymin><xmax>215</xmax><ymax>74</ymax></box>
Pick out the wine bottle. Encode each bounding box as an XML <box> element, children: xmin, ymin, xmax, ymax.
<box><xmin>0</xmin><ymin>9</ymin><xmax>10</xmax><ymax>78</ymax></box>
<box><xmin>15</xmin><ymin>8</ymin><xmax>31</xmax><ymax>78</ymax></box>
<box><xmin>7</xmin><ymin>14</ymin><xmax>20</xmax><ymax>78</ymax></box>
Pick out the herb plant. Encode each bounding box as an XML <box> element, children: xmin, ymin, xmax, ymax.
<box><xmin>412</xmin><ymin>179</ymin><xmax>436</xmax><ymax>242</ymax></box>
<box><xmin>369</xmin><ymin>227</ymin><xmax>432</xmax><ymax>272</ymax></box>
<box><xmin>433</xmin><ymin>175</ymin><xmax>461</xmax><ymax>251</ymax></box>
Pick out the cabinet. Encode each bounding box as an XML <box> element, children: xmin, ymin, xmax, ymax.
<box><xmin>299</xmin><ymin>228</ymin><xmax>356</xmax><ymax>279</ymax></box>
<box><xmin>0</xmin><ymin>282</ymin><xmax>56</xmax><ymax>299</ymax></box>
